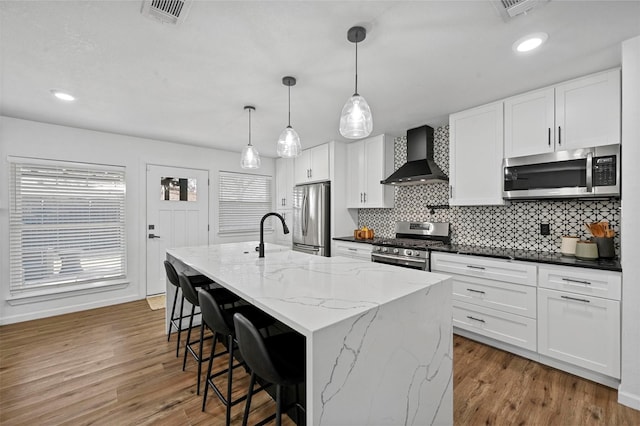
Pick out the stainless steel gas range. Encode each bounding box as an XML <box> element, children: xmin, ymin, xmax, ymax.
<box><xmin>371</xmin><ymin>221</ymin><xmax>450</xmax><ymax>271</ymax></box>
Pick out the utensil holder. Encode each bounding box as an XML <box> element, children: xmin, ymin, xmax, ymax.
<box><xmin>592</xmin><ymin>237</ymin><xmax>615</xmax><ymax>259</ymax></box>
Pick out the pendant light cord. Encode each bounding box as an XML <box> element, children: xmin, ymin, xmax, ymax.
<box><xmin>288</xmin><ymin>84</ymin><xmax>291</xmax><ymax>127</ymax></box>
<box><xmin>248</xmin><ymin>108</ymin><xmax>252</xmax><ymax>146</ymax></box>
<box><xmin>354</xmin><ymin>32</ymin><xmax>359</xmax><ymax>96</ymax></box>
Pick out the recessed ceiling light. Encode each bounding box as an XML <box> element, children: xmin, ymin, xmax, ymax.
<box><xmin>513</xmin><ymin>32</ymin><xmax>548</xmax><ymax>53</ymax></box>
<box><xmin>50</xmin><ymin>89</ymin><xmax>76</xmax><ymax>101</ymax></box>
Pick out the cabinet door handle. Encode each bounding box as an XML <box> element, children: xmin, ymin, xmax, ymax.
<box><xmin>558</xmin><ymin>126</ymin><xmax>562</xmax><ymax>145</ymax></box>
<box><xmin>363</xmin><ymin>192</ymin><xmax>367</xmax><ymax>203</ymax></box>
<box><xmin>548</xmin><ymin>127</ymin><xmax>551</xmax><ymax>146</ymax></box>
<box><xmin>561</xmin><ymin>295</ymin><xmax>590</xmax><ymax>303</ymax></box>
<box><xmin>360</xmin><ymin>192</ymin><xmax>363</xmax><ymax>203</ymax></box>
<box><xmin>562</xmin><ymin>277</ymin><xmax>592</xmax><ymax>285</ymax></box>
<box><xmin>309</xmin><ymin>169</ymin><xmax>312</xmax><ymax>178</ymax></box>
<box><xmin>467</xmin><ymin>316</ymin><xmax>486</xmax><ymax>323</ymax></box>
<box><xmin>466</xmin><ymin>265</ymin><xmax>486</xmax><ymax>270</ymax></box>
<box><xmin>348</xmin><ymin>248</ymin><xmax>357</xmax><ymax>251</ymax></box>
<box><xmin>466</xmin><ymin>288</ymin><xmax>486</xmax><ymax>294</ymax></box>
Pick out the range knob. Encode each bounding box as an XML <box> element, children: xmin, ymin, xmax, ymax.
<box><xmin>406</xmin><ymin>250</ymin><xmax>413</xmax><ymax>256</ymax></box>
<box><xmin>382</xmin><ymin>247</ymin><xmax>388</xmax><ymax>253</ymax></box>
<box><xmin>415</xmin><ymin>252</ymin><xmax>422</xmax><ymax>257</ymax></box>
<box><xmin>374</xmin><ymin>246</ymin><xmax>380</xmax><ymax>252</ymax></box>
<box><xmin>393</xmin><ymin>248</ymin><xmax>399</xmax><ymax>254</ymax></box>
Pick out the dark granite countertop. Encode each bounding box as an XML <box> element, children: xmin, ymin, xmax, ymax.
<box><xmin>430</xmin><ymin>244</ymin><xmax>622</xmax><ymax>272</ymax></box>
<box><xmin>333</xmin><ymin>236</ymin><xmax>621</xmax><ymax>272</ymax></box>
<box><xmin>332</xmin><ymin>236</ymin><xmax>375</xmax><ymax>244</ymax></box>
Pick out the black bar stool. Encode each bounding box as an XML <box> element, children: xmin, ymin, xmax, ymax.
<box><xmin>233</xmin><ymin>312</ymin><xmax>306</xmax><ymax>426</ymax></box>
<box><xmin>199</xmin><ymin>289</ymin><xmax>276</xmax><ymax>425</ymax></box>
<box><xmin>163</xmin><ymin>260</ymin><xmax>213</xmax><ymax>357</ymax></box>
<box><xmin>179</xmin><ymin>273</ymin><xmax>240</xmax><ymax>395</ymax></box>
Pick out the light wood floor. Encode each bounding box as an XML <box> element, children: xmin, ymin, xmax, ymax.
<box><xmin>1</xmin><ymin>300</ymin><xmax>638</xmax><ymax>425</ymax></box>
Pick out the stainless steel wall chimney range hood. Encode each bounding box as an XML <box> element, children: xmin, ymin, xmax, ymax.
<box><xmin>380</xmin><ymin>125</ymin><xmax>448</xmax><ymax>186</ymax></box>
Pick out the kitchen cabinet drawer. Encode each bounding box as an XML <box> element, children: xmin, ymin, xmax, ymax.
<box><xmin>539</xmin><ymin>265</ymin><xmax>621</xmax><ymax>300</ymax></box>
<box><xmin>333</xmin><ymin>241</ymin><xmax>372</xmax><ymax>261</ymax></box>
<box><xmin>431</xmin><ymin>252</ymin><xmax>536</xmax><ymax>287</ymax></box>
<box><xmin>452</xmin><ymin>273</ymin><xmax>537</xmax><ymax>319</ymax></box>
<box><xmin>453</xmin><ymin>300</ymin><xmax>537</xmax><ymax>352</ymax></box>
<box><xmin>538</xmin><ymin>288</ymin><xmax>620</xmax><ymax>378</ymax></box>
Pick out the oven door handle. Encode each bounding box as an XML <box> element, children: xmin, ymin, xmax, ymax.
<box><xmin>372</xmin><ymin>253</ymin><xmax>427</xmax><ymax>265</ymax></box>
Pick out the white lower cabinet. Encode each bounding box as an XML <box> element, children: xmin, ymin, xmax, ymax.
<box><xmin>538</xmin><ymin>265</ymin><xmax>621</xmax><ymax>379</ymax></box>
<box><xmin>333</xmin><ymin>240</ymin><xmax>372</xmax><ymax>261</ymax></box>
<box><xmin>433</xmin><ymin>252</ymin><xmax>622</xmax><ymax>384</ymax></box>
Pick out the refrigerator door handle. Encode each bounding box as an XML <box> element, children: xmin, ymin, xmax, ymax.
<box><xmin>302</xmin><ymin>193</ymin><xmax>308</xmax><ymax>236</ymax></box>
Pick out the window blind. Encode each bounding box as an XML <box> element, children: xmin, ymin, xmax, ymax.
<box><xmin>219</xmin><ymin>171</ymin><xmax>272</xmax><ymax>233</ymax></box>
<box><xmin>9</xmin><ymin>160</ymin><xmax>126</xmax><ymax>292</ymax></box>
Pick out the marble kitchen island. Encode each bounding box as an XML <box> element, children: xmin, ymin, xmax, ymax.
<box><xmin>167</xmin><ymin>242</ymin><xmax>453</xmax><ymax>425</ymax></box>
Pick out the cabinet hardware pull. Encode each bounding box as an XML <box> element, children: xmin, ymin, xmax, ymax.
<box><xmin>467</xmin><ymin>265</ymin><xmax>486</xmax><ymax>270</ymax></box>
<box><xmin>558</xmin><ymin>126</ymin><xmax>562</xmax><ymax>145</ymax></box>
<box><xmin>561</xmin><ymin>295</ymin><xmax>590</xmax><ymax>303</ymax></box>
<box><xmin>309</xmin><ymin>169</ymin><xmax>312</xmax><ymax>178</ymax></box>
<box><xmin>467</xmin><ymin>316</ymin><xmax>486</xmax><ymax>323</ymax></box>
<box><xmin>363</xmin><ymin>192</ymin><xmax>367</xmax><ymax>203</ymax></box>
<box><xmin>548</xmin><ymin>128</ymin><xmax>551</xmax><ymax>146</ymax></box>
<box><xmin>360</xmin><ymin>193</ymin><xmax>363</xmax><ymax>203</ymax></box>
<box><xmin>466</xmin><ymin>288</ymin><xmax>486</xmax><ymax>294</ymax></box>
<box><xmin>562</xmin><ymin>278</ymin><xmax>592</xmax><ymax>285</ymax></box>
<box><xmin>348</xmin><ymin>248</ymin><xmax>357</xmax><ymax>251</ymax></box>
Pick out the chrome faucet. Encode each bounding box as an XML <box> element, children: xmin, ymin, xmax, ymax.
<box><xmin>259</xmin><ymin>212</ymin><xmax>289</xmax><ymax>258</ymax></box>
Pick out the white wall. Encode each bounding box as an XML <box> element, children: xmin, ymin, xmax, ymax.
<box><xmin>619</xmin><ymin>36</ymin><xmax>640</xmax><ymax>411</ymax></box>
<box><xmin>0</xmin><ymin>116</ymin><xmax>275</xmax><ymax>324</ymax></box>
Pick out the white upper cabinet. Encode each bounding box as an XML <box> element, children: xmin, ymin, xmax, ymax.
<box><xmin>449</xmin><ymin>101</ymin><xmax>505</xmax><ymax>206</ymax></box>
<box><xmin>294</xmin><ymin>143</ymin><xmax>330</xmax><ymax>184</ymax></box>
<box><xmin>275</xmin><ymin>157</ymin><xmax>294</xmax><ymax>209</ymax></box>
<box><xmin>504</xmin><ymin>87</ymin><xmax>555</xmax><ymax>157</ymax></box>
<box><xmin>346</xmin><ymin>134</ymin><xmax>395</xmax><ymax>208</ymax></box>
<box><xmin>505</xmin><ymin>68</ymin><xmax>621</xmax><ymax>158</ymax></box>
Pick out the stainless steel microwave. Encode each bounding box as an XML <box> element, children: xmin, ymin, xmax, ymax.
<box><xmin>503</xmin><ymin>144</ymin><xmax>620</xmax><ymax>200</ymax></box>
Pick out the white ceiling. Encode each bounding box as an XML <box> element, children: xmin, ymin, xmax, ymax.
<box><xmin>1</xmin><ymin>1</ymin><xmax>639</xmax><ymax>158</ymax></box>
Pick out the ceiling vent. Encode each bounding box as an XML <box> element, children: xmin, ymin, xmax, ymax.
<box><xmin>141</xmin><ymin>0</ymin><xmax>192</xmax><ymax>25</ymax></box>
<box><xmin>494</xmin><ymin>0</ymin><xmax>549</xmax><ymax>20</ymax></box>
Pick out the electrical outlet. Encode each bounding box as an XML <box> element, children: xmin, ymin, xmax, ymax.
<box><xmin>540</xmin><ymin>223</ymin><xmax>550</xmax><ymax>235</ymax></box>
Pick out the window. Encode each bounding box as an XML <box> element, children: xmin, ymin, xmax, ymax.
<box><xmin>9</xmin><ymin>159</ymin><xmax>126</xmax><ymax>293</ymax></box>
<box><xmin>219</xmin><ymin>171</ymin><xmax>272</xmax><ymax>233</ymax></box>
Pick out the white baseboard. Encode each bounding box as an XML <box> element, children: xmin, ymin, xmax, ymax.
<box><xmin>618</xmin><ymin>388</ymin><xmax>640</xmax><ymax>411</ymax></box>
<box><xmin>0</xmin><ymin>294</ymin><xmax>140</xmax><ymax>325</ymax></box>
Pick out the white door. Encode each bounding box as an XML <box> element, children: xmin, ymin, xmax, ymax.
<box><xmin>146</xmin><ymin>164</ymin><xmax>209</xmax><ymax>296</ymax></box>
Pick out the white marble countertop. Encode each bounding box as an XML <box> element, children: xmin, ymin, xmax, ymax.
<box><xmin>167</xmin><ymin>241</ymin><xmax>450</xmax><ymax>336</ymax></box>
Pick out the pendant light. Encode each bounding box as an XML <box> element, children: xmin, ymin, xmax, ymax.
<box><xmin>240</xmin><ymin>105</ymin><xmax>261</xmax><ymax>169</ymax></box>
<box><xmin>339</xmin><ymin>26</ymin><xmax>373</xmax><ymax>139</ymax></box>
<box><xmin>277</xmin><ymin>76</ymin><xmax>302</xmax><ymax>158</ymax></box>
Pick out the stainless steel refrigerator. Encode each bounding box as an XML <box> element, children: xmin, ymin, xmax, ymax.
<box><xmin>292</xmin><ymin>182</ymin><xmax>330</xmax><ymax>256</ymax></box>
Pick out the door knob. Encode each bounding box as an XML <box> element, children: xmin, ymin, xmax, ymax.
<box><xmin>148</xmin><ymin>234</ymin><xmax>161</xmax><ymax>239</ymax></box>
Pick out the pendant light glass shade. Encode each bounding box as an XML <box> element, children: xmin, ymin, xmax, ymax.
<box><xmin>339</xmin><ymin>26</ymin><xmax>373</xmax><ymax>139</ymax></box>
<box><xmin>241</xmin><ymin>106</ymin><xmax>261</xmax><ymax>169</ymax></box>
<box><xmin>339</xmin><ymin>94</ymin><xmax>372</xmax><ymax>139</ymax></box>
<box><xmin>277</xmin><ymin>126</ymin><xmax>301</xmax><ymax>158</ymax></box>
<box><xmin>277</xmin><ymin>76</ymin><xmax>301</xmax><ymax>158</ymax></box>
